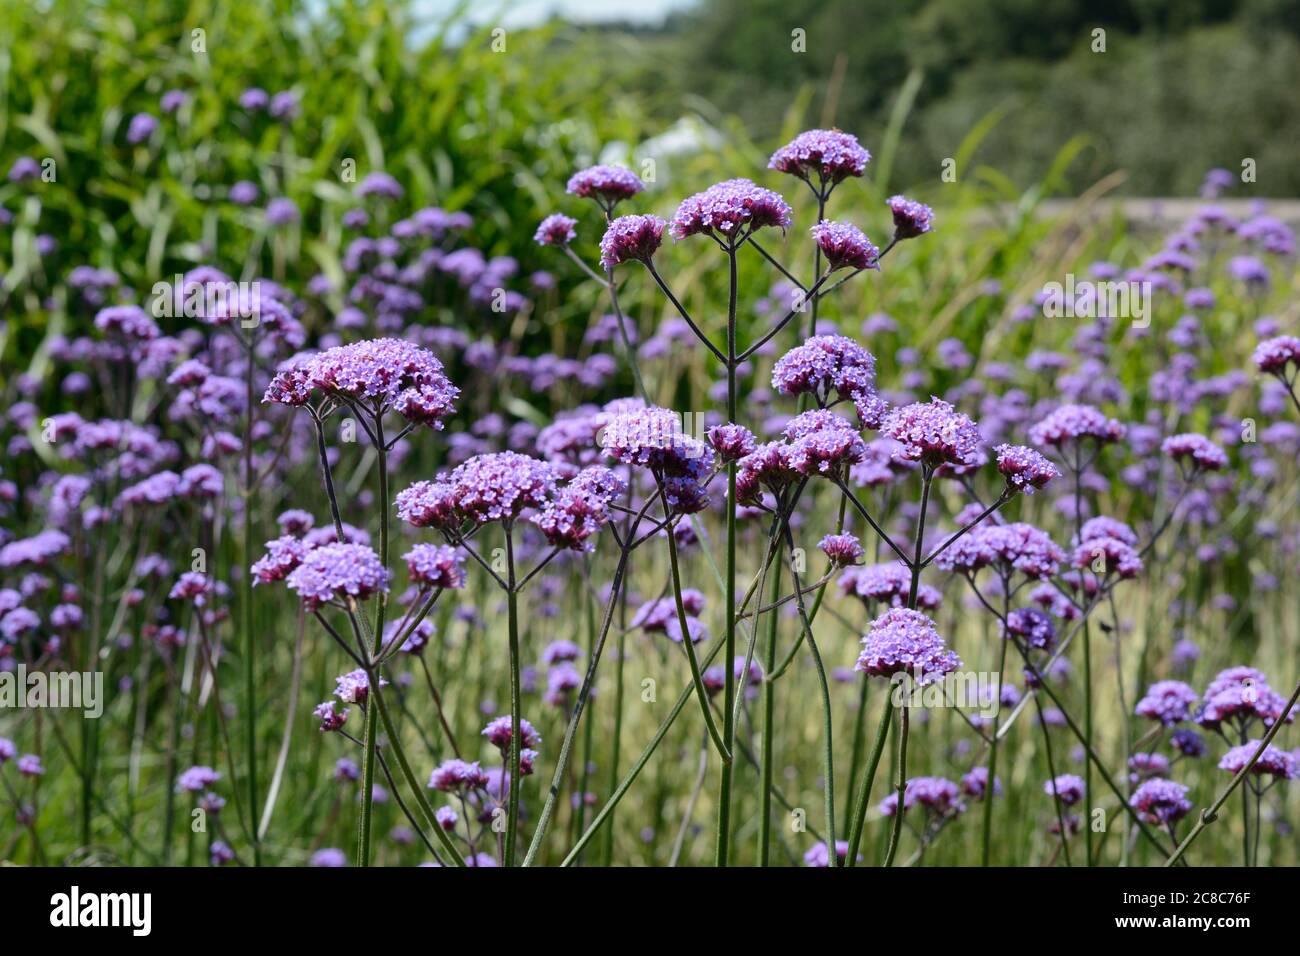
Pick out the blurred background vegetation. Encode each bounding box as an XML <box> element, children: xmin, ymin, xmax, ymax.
<box><xmin>569</xmin><ymin>0</ymin><xmax>1300</xmax><ymax>196</ymax></box>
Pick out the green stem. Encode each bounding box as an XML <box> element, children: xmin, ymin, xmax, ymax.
<box><xmin>981</xmin><ymin>635</ymin><xmax>1009</xmax><ymax>866</ymax></box>
<box><xmin>758</xmin><ymin>544</ymin><xmax>783</xmax><ymax>865</ymax></box>
<box><xmin>845</xmin><ymin>699</ymin><xmax>893</xmax><ymax>866</ymax></box>
<box><xmin>505</xmin><ymin>527</ymin><xmax>521</xmax><ymax>866</ymax></box>
<box><xmin>717</xmin><ymin>244</ymin><xmax>739</xmax><ymax>867</ymax></box>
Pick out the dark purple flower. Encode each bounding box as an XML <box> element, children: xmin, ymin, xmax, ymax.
<box><xmin>810</xmin><ymin>220</ymin><xmax>880</xmax><ymax>271</ymax></box>
<box><xmin>886</xmin><ymin>195</ymin><xmax>934</xmax><ymax>240</ymax></box>
<box><xmin>599</xmin><ymin>214</ymin><xmax>666</xmax><ymax>268</ymax></box>
<box><xmin>669</xmin><ymin>178</ymin><xmax>792</xmax><ymax>242</ymax></box>
<box><xmin>1131</xmin><ymin>778</ymin><xmax>1193</xmax><ymax>824</ymax></box>
<box><xmin>994</xmin><ymin>443</ymin><xmax>1060</xmax><ymax>494</ymax></box>
<box><xmin>768</xmin><ymin>129</ymin><xmax>870</xmax><ymax>186</ymax></box>
<box><xmin>566</xmin><ymin>165</ymin><xmax>644</xmax><ymax>209</ymax></box>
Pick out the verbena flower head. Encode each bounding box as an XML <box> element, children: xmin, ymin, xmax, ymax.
<box><xmin>802</xmin><ymin>840</ymin><xmax>856</xmax><ymax>867</ymax></box>
<box><xmin>1218</xmin><ymin>741</ymin><xmax>1296</xmax><ymax>779</ymax></box>
<box><xmin>706</xmin><ymin>423</ymin><xmax>757</xmax><ymax>462</ymax></box>
<box><xmin>810</xmin><ymin>220</ymin><xmax>880</xmax><ymax>271</ymax></box>
<box><xmin>1171</xmin><ymin>728</ymin><xmax>1206</xmax><ymax>758</ymax></box>
<box><xmin>882</xmin><ymin>398</ymin><xmax>981</xmax><ymax>468</ymax></box>
<box><xmin>94</xmin><ymin>304</ymin><xmax>160</xmax><ymax>341</ymax></box>
<box><xmin>819</xmin><ymin>533</ymin><xmax>863</xmax><ymax>566</ymax></box>
<box><xmin>530</xmin><ymin>466</ymin><xmax>626</xmax><ymax>551</ymax></box>
<box><xmin>1003</xmin><ymin>607</ymin><xmax>1057</xmax><ymax>651</ymax></box>
<box><xmin>1131</xmin><ymin>778</ymin><xmax>1193</xmax><ymax>825</ymax></box>
<box><xmin>1044</xmin><ymin>774</ymin><xmax>1085</xmax><ymax>806</ymax></box>
<box><xmin>879</xmin><ymin>776</ymin><xmax>966</xmax><ymax>819</ymax></box>
<box><xmin>1197</xmin><ymin>666</ymin><xmax>1294</xmax><ymax>730</ymax></box>
<box><xmin>177</xmin><ymin>765</ymin><xmax>220</xmax><ymax>792</ymax></box>
<box><xmin>534</xmin><ymin>213</ymin><xmax>577</xmax><ymax>248</ymax></box>
<box><xmin>428</xmin><ymin>758</ymin><xmax>490</xmax><ymax>792</ymax></box>
<box><xmin>403</xmin><ymin>544</ymin><xmax>466</xmax><ymax>590</ymax></box>
<box><xmin>961</xmin><ymin>766</ymin><xmax>1001</xmax><ymax>800</ymax></box>
<box><xmin>771</xmin><ymin>335</ymin><xmax>876</xmax><ymax>403</ymax></box>
<box><xmin>768</xmin><ymin>129</ymin><xmax>870</xmax><ymax>186</ymax></box>
<box><xmin>1252</xmin><ymin>335</ymin><xmax>1300</xmax><ymax>375</ymax></box>
<box><xmin>333</xmin><ymin>669</ymin><xmax>385</xmax><ymax>705</ymax></box>
<box><xmin>1135</xmin><ymin>681</ymin><xmax>1198</xmax><ymax>725</ymax></box>
<box><xmin>1079</xmin><ymin>516</ymin><xmax>1137</xmax><ymax>547</ymax></box>
<box><xmin>565</xmin><ymin>164</ymin><xmax>644</xmax><ymax>209</ymax></box>
<box><xmin>251</xmin><ymin>535</ymin><xmax>309</xmax><ymax>585</ymax></box>
<box><xmin>839</xmin><ymin>561</ymin><xmax>942</xmax><ymax>610</ymax></box>
<box><xmin>599</xmin><ymin>404</ymin><xmax>712</xmax><ymax>476</ymax></box>
<box><xmin>285</xmin><ymin>543</ymin><xmax>390</xmax><ymax>609</ymax></box>
<box><xmin>436</xmin><ymin>452</ymin><xmax>559</xmax><ymax>527</ymax></box>
<box><xmin>855</xmin><ymin>608</ymin><xmax>961</xmax><ymax>686</ymax></box>
<box><xmin>735</xmin><ymin>442</ymin><xmax>797</xmax><ymax>505</ymax></box>
<box><xmin>269</xmin><ymin>338</ymin><xmax>459</xmax><ymax>429</ymax></box>
<box><xmin>1161</xmin><ymin>433</ymin><xmax>1228</xmax><ymax>472</ymax></box>
<box><xmin>994</xmin><ymin>444</ymin><xmax>1060</xmax><ymax>494</ymax></box>
<box><xmin>1028</xmin><ymin>404</ymin><xmax>1125</xmax><ymax>447</ymax></box>
<box><xmin>783</xmin><ymin>410</ymin><xmax>866</xmax><ymax>476</ymax></box>
<box><xmin>886</xmin><ymin>195</ymin><xmax>934</xmax><ymax>240</ymax></box>
<box><xmin>937</xmin><ymin>522</ymin><xmax>1064</xmax><ymax>579</ymax></box>
<box><xmin>599</xmin><ymin>214</ymin><xmax>666</xmax><ymax>268</ymax></box>
<box><xmin>1070</xmin><ymin>536</ymin><xmax>1143</xmax><ymax>579</ymax></box>
<box><xmin>669</xmin><ymin>178</ymin><xmax>792</xmax><ymax>242</ymax></box>
<box><xmin>482</xmin><ymin>716</ymin><xmax>542</xmax><ymax>751</ymax></box>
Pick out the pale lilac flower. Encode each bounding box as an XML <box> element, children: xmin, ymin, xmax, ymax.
<box><xmin>855</xmin><ymin>608</ymin><xmax>961</xmax><ymax>685</ymax></box>
<box><xmin>285</xmin><ymin>543</ymin><xmax>390</xmax><ymax>608</ymax></box>
<box><xmin>403</xmin><ymin>544</ymin><xmax>466</xmax><ymax>589</ymax></box>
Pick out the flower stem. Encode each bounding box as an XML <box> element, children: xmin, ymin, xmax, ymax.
<box><xmin>504</xmin><ymin>527</ymin><xmax>521</xmax><ymax>866</ymax></box>
<box><xmin>845</xmin><ymin>698</ymin><xmax>893</xmax><ymax>866</ymax></box>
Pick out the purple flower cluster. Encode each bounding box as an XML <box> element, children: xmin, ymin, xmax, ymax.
<box><xmin>1135</xmin><ymin>681</ymin><xmax>1199</xmax><ymax>725</ymax></box>
<box><xmin>1130</xmin><ymin>779</ymin><xmax>1193</xmax><ymax>824</ymax></box>
<box><xmin>285</xmin><ymin>543</ymin><xmax>390</xmax><ymax>609</ymax></box>
<box><xmin>810</xmin><ymin>220</ymin><xmax>880</xmax><ymax>272</ymax></box>
<box><xmin>1161</xmin><ymin>433</ymin><xmax>1229</xmax><ymax>472</ymax></box>
<box><xmin>886</xmin><ymin>195</ymin><xmax>934</xmax><ymax>240</ymax></box>
<box><xmin>768</xmin><ymin>129</ymin><xmax>870</xmax><ymax>185</ymax></box>
<box><xmin>882</xmin><ymin>398</ymin><xmax>982</xmax><ymax>468</ymax></box>
<box><xmin>668</xmin><ymin>179</ymin><xmax>792</xmax><ymax>242</ymax></box>
<box><xmin>839</xmin><ymin>561</ymin><xmax>942</xmax><ymax>610</ymax></box>
<box><xmin>534</xmin><ymin>213</ymin><xmax>577</xmax><ymax>248</ymax></box>
<box><xmin>267</xmin><ymin>338</ymin><xmax>460</xmax><ymax>429</ymax></box>
<box><xmin>994</xmin><ymin>443</ymin><xmax>1060</xmax><ymax>494</ymax></box>
<box><xmin>402</xmin><ymin>543</ymin><xmax>466</xmax><ymax>589</ymax></box>
<box><xmin>855</xmin><ymin>608</ymin><xmax>961</xmax><ymax>686</ymax></box>
<box><xmin>1028</xmin><ymin>404</ymin><xmax>1126</xmax><ymax>447</ymax></box>
<box><xmin>599</xmin><ymin>214</ymin><xmax>666</xmax><ymax>268</ymax></box>
<box><xmin>566</xmin><ymin>165</ymin><xmax>644</xmax><ymax>209</ymax></box>
<box><xmin>937</xmin><ymin>522</ymin><xmax>1065</xmax><ymax>580</ymax></box>
<box><xmin>879</xmin><ymin>776</ymin><xmax>966</xmax><ymax>819</ymax></box>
